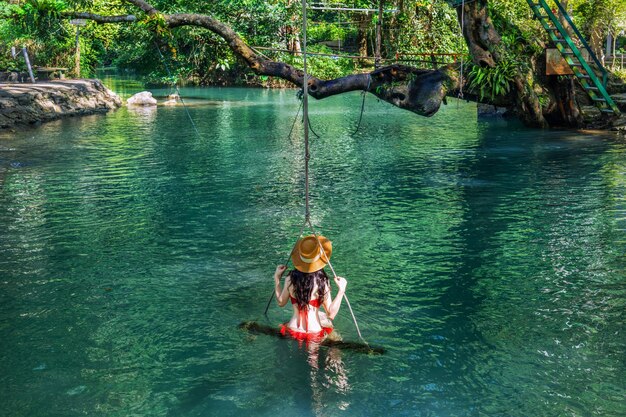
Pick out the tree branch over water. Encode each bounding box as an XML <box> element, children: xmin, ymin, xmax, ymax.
<box><xmin>65</xmin><ymin>0</ymin><xmax>459</xmax><ymax>117</ymax></box>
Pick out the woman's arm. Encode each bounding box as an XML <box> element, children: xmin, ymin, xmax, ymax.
<box><xmin>324</xmin><ymin>276</ymin><xmax>347</xmax><ymax>320</ymax></box>
<box><xmin>274</xmin><ymin>265</ymin><xmax>290</xmax><ymax>307</ymax></box>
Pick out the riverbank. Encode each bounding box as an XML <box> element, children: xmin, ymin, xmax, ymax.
<box><xmin>2</xmin><ymin>77</ymin><xmax>626</xmax><ymax>132</ymax></box>
<box><xmin>0</xmin><ymin>79</ymin><xmax>121</xmax><ymax>130</ymax></box>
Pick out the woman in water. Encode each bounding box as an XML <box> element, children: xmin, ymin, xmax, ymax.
<box><xmin>274</xmin><ymin>235</ymin><xmax>347</xmax><ymax>341</ymax></box>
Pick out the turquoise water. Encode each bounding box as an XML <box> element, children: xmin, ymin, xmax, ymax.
<box><xmin>1</xmin><ymin>82</ymin><xmax>625</xmax><ymax>417</ymax></box>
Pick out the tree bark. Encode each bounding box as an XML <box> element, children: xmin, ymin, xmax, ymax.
<box><xmin>589</xmin><ymin>26</ymin><xmax>605</xmax><ymax>60</ymax></box>
<box><xmin>543</xmin><ymin>74</ymin><xmax>582</xmax><ymax>126</ymax></box>
<box><xmin>63</xmin><ymin>12</ymin><xmax>137</xmax><ymax>23</ymax></box>
<box><xmin>557</xmin><ymin>0</ymin><xmax>573</xmax><ymax>38</ymax></box>
<box><xmin>457</xmin><ymin>0</ymin><xmax>548</xmax><ymax>127</ymax></box>
<box><xmin>375</xmin><ymin>0</ymin><xmax>383</xmax><ymax>67</ymax></box>
<box><xmin>357</xmin><ymin>12</ymin><xmax>371</xmax><ymax>57</ymax></box>
<box><xmin>285</xmin><ymin>0</ymin><xmax>301</xmax><ymax>54</ymax></box>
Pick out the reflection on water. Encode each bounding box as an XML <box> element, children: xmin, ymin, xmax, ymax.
<box><xmin>127</xmin><ymin>104</ymin><xmax>158</xmax><ymax>123</ymax></box>
<box><xmin>0</xmin><ymin>81</ymin><xmax>625</xmax><ymax>417</ymax></box>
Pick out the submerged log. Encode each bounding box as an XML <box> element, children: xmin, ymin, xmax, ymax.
<box><xmin>239</xmin><ymin>321</ymin><xmax>385</xmax><ymax>355</ymax></box>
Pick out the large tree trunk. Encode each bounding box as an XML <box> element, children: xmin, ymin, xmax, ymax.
<box><xmin>357</xmin><ymin>12</ymin><xmax>371</xmax><ymax>58</ymax></box>
<box><xmin>584</xmin><ymin>0</ymin><xmax>608</xmax><ymax>59</ymax></box>
<box><xmin>387</xmin><ymin>0</ymin><xmax>403</xmax><ymax>56</ymax></box>
<box><xmin>457</xmin><ymin>0</ymin><xmax>548</xmax><ymax>127</ymax></box>
<box><xmin>557</xmin><ymin>0</ymin><xmax>573</xmax><ymax>38</ymax></box>
<box><xmin>375</xmin><ymin>0</ymin><xmax>383</xmax><ymax>67</ymax></box>
<box><xmin>543</xmin><ymin>74</ymin><xmax>582</xmax><ymax>126</ymax></box>
<box><xmin>286</xmin><ymin>27</ymin><xmax>301</xmax><ymax>54</ymax></box>
<box><xmin>589</xmin><ymin>27</ymin><xmax>605</xmax><ymax>61</ymax></box>
<box><xmin>285</xmin><ymin>0</ymin><xmax>301</xmax><ymax>53</ymax></box>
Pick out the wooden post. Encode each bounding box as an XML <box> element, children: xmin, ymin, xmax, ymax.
<box><xmin>375</xmin><ymin>0</ymin><xmax>383</xmax><ymax>68</ymax></box>
<box><xmin>11</xmin><ymin>46</ymin><xmax>35</xmax><ymax>83</ymax></box>
<box><xmin>75</xmin><ymin>25</ymin><xmax>80</xmax><ymax>77</ymax></box>
<box><xmin>606</xmin><ymin>32</ymin><xmax>613</xmax><ymax>57</ymax></box>
<box><xmin>70</xmin><ymin>19</ymin><xmax>86</xmax><ymax>78</ymax></box>
<box><xmin>22</xmin><ymin>48</ymin><xmax>36</xmax><ymax>83</ymax></box>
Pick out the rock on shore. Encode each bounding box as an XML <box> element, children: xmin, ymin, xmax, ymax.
<box><xmin>0</xmin><ymin>79</ymin><xmax>121</xmax><ymax>129</ymax></box>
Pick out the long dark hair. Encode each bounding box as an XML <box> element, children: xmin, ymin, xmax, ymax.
<box><xmin>289</xmin><ymin>268</ymin><xmax>329</xmax><ymax>310</ymax></box>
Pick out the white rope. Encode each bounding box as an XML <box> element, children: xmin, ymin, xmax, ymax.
<box><xmin>299</xmin><ymin>0</ymin><xmax>366</xmax><ymax>345</ymax></box>
<box><xmin>265</xmin><ymin>0</ymin><xmax>369</xmax><ymax>347</ymax></box>
<box><xmin>153</xmin><ymin>42</ymin><xmax>201</xmax><ymax>138</ymax></box>
<box><xmin>307</xmin><ymin>220</ymin><xmax>368</xmax><ymax>345</ymax></box>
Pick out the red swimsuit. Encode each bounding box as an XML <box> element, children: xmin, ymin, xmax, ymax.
<box><xmin>279</xmin><ymin>296</ymin><xmax>333</xmax><ymax>341</ymax></box>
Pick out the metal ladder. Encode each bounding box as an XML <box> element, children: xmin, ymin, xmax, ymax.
<box><xmin>527</xmin><ymin>0</ymin><xmax>619</xmax><ymax>115</ymax></box>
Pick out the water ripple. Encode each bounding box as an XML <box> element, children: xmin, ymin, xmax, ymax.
<box><xmin>0</xmin><ymin>89</ymin><xmax>624</xmax><ymax>417</ymax></box>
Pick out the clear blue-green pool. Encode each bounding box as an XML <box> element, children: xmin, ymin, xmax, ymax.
<box><xmin>0</xmin><ymin>80</ymin><xmax>624</xmax><ymax>417</ymax></box>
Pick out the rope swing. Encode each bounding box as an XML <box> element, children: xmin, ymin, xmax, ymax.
<box><xmin>263</xmin><ymin>0</ymin><xmax>368</xmax><ymax>346</ymax></box>
<box><xmin>153</xmin><ymin>41</ymin><xmax>202</xmax><ymax>138</ymax></box>
<box><xmin>457</xmin><ymin>0</ymin><xmax>466</xmax><ymax>101</ymax></box>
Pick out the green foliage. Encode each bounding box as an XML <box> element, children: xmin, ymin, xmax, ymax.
<box><xmin>0</xmin><ymin>0</ymin><xmax>126</xmax><ymax>76</ymax></box>
<box><xmin>610</xmin><ymin>67</ymin><xmax>626</xmax><ymax>81</ymax></box>
<box><xmin>6</xmin><ymin>0</ymin><xmax>626</xmax><ymax>89</ymax></box>
<box><xmin>573</xmin><ymin>0</ymin><xmax>626</xmax><ymax>42</ymax></box>
<box><xmin>467</xmin><ymin>59</ymin><xmax>518</xmax><ymax>100</ymax></box>
<box><xmin>0</xmin><ymin>0</ymin><xmax>468</xmax><ymax>82</ymax></box>
<box><xmin>282</xmin><ymin>45</ymin><xmax>354</xmax><ymax>80</ymax></box>
<box><xmin>392</xmin><ymin>0</ymin><xmax>467</xmax><ymax>56</ymax></box>
<box><xmin>308</xmin><ymin>22</ymin><xmax>352</xmax><ymax>44</ymax></box>
<box><xmin>0</xmin><ymin>0</ymin><xmax>73</xmax><ymax>70</ymax></box>
<box><xmin>488</xmin><ymin>0</ymin><xmax>545</xmax><ymax>60</ymax></box>
<box><xmin>139</xmin><ymin>13</ymin><xmax>168</xmax><ymax>36</ymax></box>
<box><xmin>537</xmin><ymin>93</ymin><xmax>550</xmax><ymax>109</ymax></box>
<box><xmin>0</xmin><ymin>52</ymin><xmax>26</xmax><ymax>72</ymax></box>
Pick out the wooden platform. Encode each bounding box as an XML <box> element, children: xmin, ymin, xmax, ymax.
<box><xmin>33</xmin><ymin>67</ymin><xmax>68</xmax><ymax>80</ymax></box>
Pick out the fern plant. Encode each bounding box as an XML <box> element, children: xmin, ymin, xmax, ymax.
<box><xmin>467</xmin><ymin>59</ymin><xmax>518</xmax><ymax>100</ymax></box>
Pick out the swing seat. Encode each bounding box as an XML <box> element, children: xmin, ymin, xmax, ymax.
<box><xmin>239</xmin><ymin>321</ymin><xmax>385</xmax><ymax>355</ymax></box>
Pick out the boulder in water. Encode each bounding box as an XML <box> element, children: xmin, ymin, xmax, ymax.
<box><xmin>163</xmin><ymin>93</ymin><xmax>180</xmax><ymax>106</ymax></box>
<box><xmin>127</xmin><ymin>91</ymin><xmax>157</xmax><ymax>106</ymax></box>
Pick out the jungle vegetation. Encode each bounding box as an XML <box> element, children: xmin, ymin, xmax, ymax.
<box><xmin>2</xmin><ymin>0</ymin><xmax>626</xmax><ymax>128</ymax></box>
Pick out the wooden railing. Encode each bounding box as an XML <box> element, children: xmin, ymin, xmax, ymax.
<box><xmin>605</xmin><ymin>54</ymin><xmax>626</xmax><ymax>69</ymax></box>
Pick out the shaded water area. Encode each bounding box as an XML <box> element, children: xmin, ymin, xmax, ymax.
<box><xmin>1</xmin><ymin>78</ymin><xmax>625</xmax><ymax>417</ymax></box>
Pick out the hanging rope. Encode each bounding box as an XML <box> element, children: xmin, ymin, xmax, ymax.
<box><xmin>263</xmin><ymin>0</ymin><xmax>368</xmax><ymax>346</ymax></box>
<box><xmin>307</xmin><ymin>111</ymin><xmax>321</xmax><ymax>139</ymax></box>
<box><xmin>288</xmin><ymin>100</ymin><xmax>303</xmax><ymax>140</ymax></box>
<box><xmin>302</xmin><ymin>0</ymin><xmax>311</xmax><ymax>224</ymax></box>
<box><xmin>153</xmin><ymin>41</ymin><xmax>202</xmax><ymax>138</ymax></box>
<box><xmin>353</xmin><ymin>74</ymin><xmax>372</xmax><ymax>135</ymax></box>
<box><xmin>458</xmin><ymin>0</ymin><xmax>466</xmax><ymax>101</ymax></box>
<box><xmin>307</xmin><ymin>220</ymin><xmax>367</xmax><ymax>345</ymax></box>
<box><xmin>296</xmin><ymin>89</ymin><xmax>320</xmax><ymax>138</ymax></box>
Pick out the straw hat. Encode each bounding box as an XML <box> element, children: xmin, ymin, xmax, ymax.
<box><xmin>291</xmin><ymin>235</ymin><xmax>332</xmax><ymax>273</ymax></box>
